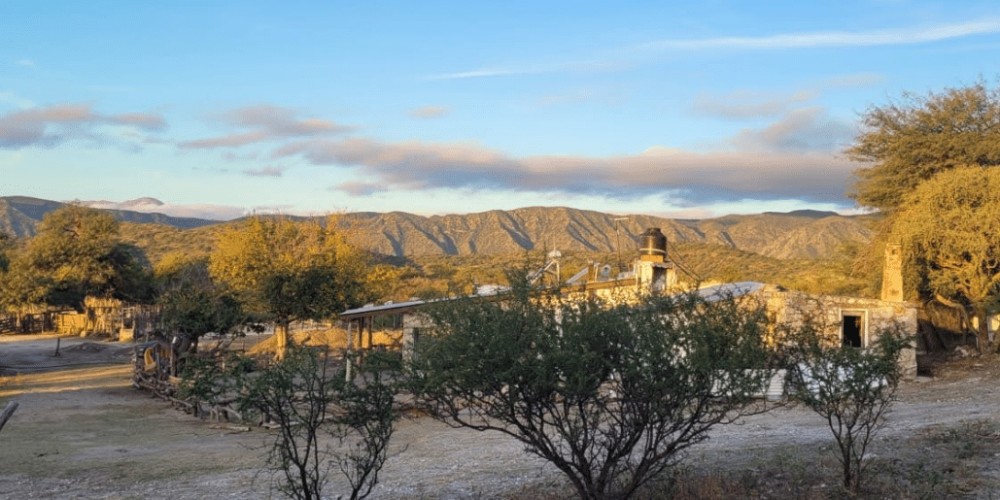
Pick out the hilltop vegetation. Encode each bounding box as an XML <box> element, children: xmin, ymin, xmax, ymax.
<box><xmin>0</xmin><ymin>198</ymin><xmax>874</xmax><ymax>309</ymax></box>
<box><xmin>2</xmin><ymin>196</ymin><xmax>873</xmax><ymax>261</ymax></box>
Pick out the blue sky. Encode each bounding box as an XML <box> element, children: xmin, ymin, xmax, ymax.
<box><xmin>2</xmin><ymin>1</ymin><xmax>999</xmax><ymax>220</ymax></box>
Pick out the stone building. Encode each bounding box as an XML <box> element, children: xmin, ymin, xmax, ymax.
<box><xmin>340</xmin><ymin>227</ymin><xmax>918</xmax><ymax>380</ymax></box>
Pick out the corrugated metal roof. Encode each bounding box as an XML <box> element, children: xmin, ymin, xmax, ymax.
<box><xmin>690</xmin><ymin>281</ymin><xmax>766</xmax><ymax>301</ymax></box>
<box><xmin>340</xmin><ymin>299</ymin><xmax>428</xmax><ymax>317</ymax></box>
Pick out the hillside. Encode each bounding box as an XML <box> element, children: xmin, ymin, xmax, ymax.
<box><xmin>338</xmin><ymin>207</ymin><xmax>873</xmax><ymax>260</ymax></box>
<box><xmin>0</xmin><ymin>196</ymin><xmax>874</xmax><ymax>261</ymax></box>
<box><xmin>0</xmin><ymin>196</ymin><xmax>219</xmax><ymax>238</ymax></box>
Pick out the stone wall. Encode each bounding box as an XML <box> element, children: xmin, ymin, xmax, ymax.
<box><xmin>757</xmin><ymin>287</ymin><xmax>918</xmax><ymax>380</ymax></box>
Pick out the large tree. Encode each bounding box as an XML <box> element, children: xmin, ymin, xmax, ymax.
<box><xmin>892</xmin><ymin>166</ymin><xmax>1000</xmax><ymax>352</ymax></box>
<box><xmin>847</xmin><ymin>81</ymin><xmax>1000</xmax><ymax>213</ymax></box>
<box><xmin>409</xmin><ymin>276</ymin><xmax>777</xmax><ymax>500</ymax></box>
<box><xmin>6</xmin><ymin>204</ymin><xmax>152</xmax><ymax>309</ymax></box>
<box><xmin>209</xmin><ymin>216</ymin><xmax>372</xmax><ymax>359</ymax></box>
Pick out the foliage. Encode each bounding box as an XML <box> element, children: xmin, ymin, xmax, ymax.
<box><xmin>209</xmin><ymin>215</ymin><xmax>373</xmax><ymax>358</ymax></box>
<box><xmin>409</xmin><ymin>274</ymin><xmax>778</xmax><ymax>500</ymax></box>
<box><xmin>158</xmin><ymin>285</ymin><xmax>244</xmax><ymax>353</ymax></box>
<box><xmin>0</xmin><ymin>249</ymin><xmax>46</xmax><ymax>312</ymax></box>
<box><xmin>223</xmin><ymin>346</ymin><xmax>398</xmax><ymax>500</ymax></box>
<box><xmin>153</xmin><ymin>252</ymin><xmax>246</xmax><ymax>355</ymax></box>
<box><xmin>847</xmin><ymin>81</ymin><xmax>1000</xmax><ymax>213</ymax></box>
<box><xmin>890</xmin><ymin>166</ymin><xmax>1000</xmax><ymax>352</ymax></box>
<box><xmin>119</xmin><ymin>221</ymin><xmax>221</xmax><ymax>266</ymax></box>
<box><xmin>0</xmin><ymin>231</ymin><xmax>10</xmax><ymax>273</ymax></box>
<box><xmin>2</xmin><ymin>204</ymin><xmax>154</xmax><ymax>309</ymax></box>
<box><xmin>786</xmin><ymin>326</ymin><xmax>910</xmax><ymax>496</ymax></box>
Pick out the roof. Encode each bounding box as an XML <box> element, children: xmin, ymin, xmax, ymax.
<box><xmin>339</xmin><ymin>299</ymin><xmax>428</xmax><ymax>320</ymax></box>
<box><xmin>690</xmin><ymin>281</ymin><xmax>767</xmax><ymax>301</ymax></box>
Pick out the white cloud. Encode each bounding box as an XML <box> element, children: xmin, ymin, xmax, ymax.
<box><xmin>79</xmin><ymin>198</ymin><xmax>247</xmax><ymax>221</ymax></box>
<box><xmin>692</xmin><ymin>90</ymin><xmax>819</xmax><ymax>119</ymax></box>
<box><xmin>410</xmin><ymin>106</ymin><xmax>449</xmax><ymax>119</ymax></box>
<box><xmin>179</xmin><ymin>104</ymin><xmax>354</xmax><ymax>149</ymax></box>
<box><xmin>0</xmin><ymin>103</ymin><xmax>166</xmax><ymax>149</ymax></box>
<box><xmin>431</xmin><ymin>18</ymin><xmax>1000</xmax><ymax>80</ymax></box>
<box><xmin>639</xmin><ymin>19</ymin><xmax>1000</xmax><ymax>51</ymax></box>
<box><xmin>0</xmin><ymin>91</ymin><xmax>34</xmax><ymax>109</ymax></box>
<box><xmin>242</xmin><ymin>165</ymin><xmax>287</xmax><ymax>177</ymax></box>
<box><xmin>273</xmin><ymin>128</ymin><xmax>857</xmax><ymax>206</ymax></box>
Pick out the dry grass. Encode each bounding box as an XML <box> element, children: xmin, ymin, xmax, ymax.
<box><xmin>490</xmin><ymin>419</ymin><xmax>1000</xmax><ymax>500</ymax></box>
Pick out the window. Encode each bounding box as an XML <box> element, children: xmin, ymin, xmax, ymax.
<box><xmin>841</xmin><ymin>311</ymin><xmax>866</xmax><ymax>348</ymax></box>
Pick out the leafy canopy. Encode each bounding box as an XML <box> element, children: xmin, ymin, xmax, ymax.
<box><xmin>848</xmin><ymin>81</ymin><xmax>1000</xmax><ymax>212</ymax></box>
<box><xmin>892</xmin><ymin>166</ymin><xmax>1000</xmax><ymax>350</ymax></box>
<box><xmin>209</xmin><ymin>215</ymin><xmax>372</xmax><ymax>323</ymax></box>
<box><xmin>3</xmin><ymin>204</ymin><xmax>153</xmax><ymax>309</ymax></box>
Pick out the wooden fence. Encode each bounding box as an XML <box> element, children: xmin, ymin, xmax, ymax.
<box><xmin>0</xmin><ymin>303</ymin><xmax>161</xmax><ymax>338</ymax></box>
<box><xmin>0</xmin><ymin>312</ymin><xmax>58</xmax><ymax>334</ymax></box>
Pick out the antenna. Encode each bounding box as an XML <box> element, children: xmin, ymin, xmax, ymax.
<box><xmin>614</xmin><ymin>217</ymin><xmax>628</xmax><ymax>271</ymax></box>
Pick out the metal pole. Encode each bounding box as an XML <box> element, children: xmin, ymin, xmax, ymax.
<box><xmin>614</xmin><ymin>217</ymin><xmax>627</xmax><ymax>272</ymax></box>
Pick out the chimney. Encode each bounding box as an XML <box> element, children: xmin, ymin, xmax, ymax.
<box><xmin>881</xmin><ymin>243</ymin><xmax>903</xmax><ymax>302</ymax></box>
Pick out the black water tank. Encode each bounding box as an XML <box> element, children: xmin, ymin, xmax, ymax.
<box><xmin>639</xmin><ymin>227</ymin><xmax>668</xmax><ymax>258</ymax></box>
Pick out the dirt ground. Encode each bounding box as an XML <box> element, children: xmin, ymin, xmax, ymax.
<box><xmin>2</xmin><ymin>334</ymin><xmax>1000</xmax><ymax>499</ymax></box>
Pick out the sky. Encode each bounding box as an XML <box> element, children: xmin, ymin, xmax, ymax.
<box><xmin>2</xmin><ymin>1</ymin><xmax>999</xmax><ymax>221</ymax></box>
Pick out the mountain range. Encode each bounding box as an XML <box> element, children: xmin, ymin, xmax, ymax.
<box><xmin>0</xmin><ymin>196</ymin><xmax>874</xmax><ymax>260</ymax></box>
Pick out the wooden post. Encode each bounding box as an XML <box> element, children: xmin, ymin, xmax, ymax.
<box><xmin>345</xmin><ymin>321</ymin><xmax>354</xmax><ymax>382</ymax></box>
<box><xmin>53</xmin><ymin>338</ymin><xmax>61</xmax><ymax>357</ymax></box>
<box><xmin>367</xmin><ymin>318</ymin><xmax>374</xmax><ymax>352</ymax></box>
<box><xmin>0</xmin><ymin>401</ymin><xmax>19</xmax><ymax>435</ymax></box>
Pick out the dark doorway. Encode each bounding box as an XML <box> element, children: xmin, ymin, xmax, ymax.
<box><xmin>842</xmin><ymin>314</ymin><xmax>863</xmax><ymax>347</ymax></box>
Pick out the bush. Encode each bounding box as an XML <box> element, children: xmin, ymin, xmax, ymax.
<box><xmin>409</xmin><ymin>275</ymin><xmax>779</xmax><ymax>500</ymax></box>
<box><xmin>180</xmin><ymin>346</ymin><xmax>399</xmax><ymax>500</ymax></box>
<box><xmin>786</xmin><ymin>326</ymin><xmax>910</xmax><ymax>496</ymax></box>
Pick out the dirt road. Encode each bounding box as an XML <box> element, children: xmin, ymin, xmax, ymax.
<box><xmin>1</xmin><ymin>334</ymin><xmax>999</xmax><ymax>499</ymax></box>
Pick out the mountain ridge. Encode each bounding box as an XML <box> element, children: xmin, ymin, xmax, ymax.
<box><xmin>0</xmin><ymin>196</ymin><xmax>874</xmax><ymax>260</ymax></box>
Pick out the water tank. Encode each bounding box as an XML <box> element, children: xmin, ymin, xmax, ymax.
<box><xmin>639</xmin><ymin>227</ymin><xmax>668</xmax><ymax>259</ymax></box>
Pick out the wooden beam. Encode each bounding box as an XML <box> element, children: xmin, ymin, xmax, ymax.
<box><xmin>0</xmin><ymin>401</ymin><xmax>19</xmax><ymax>435</ymax></box>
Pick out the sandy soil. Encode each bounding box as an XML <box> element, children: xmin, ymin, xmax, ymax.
<box><xmin>1</xmin><ymin>334</ymin><xmax>1000</xmax><ymax>499</ymax></box>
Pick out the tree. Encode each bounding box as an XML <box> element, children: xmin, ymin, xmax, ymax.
<box><xmin>0</xmin><ymin>231</ymin><xmax>10</xmax><ymax>273</ymax></box>
<box><xmin>409</xmin><ymin>277</ymin><xmax>777</xmax><ymax>500</ymax></box>
<box><xmin>15</xmin><ymin>204</ymin><xmax>153</xmax><ymax>308</ymax></box>
<box><xmin>190</xmin><ymin>346</ymin><xmax>398</xmax><ymax>500</ymax></box>
<box><xmin>210</xmin><ymin>216</ymin><xmax>373</xmax><ymax>359</ymax></box>
<box><xmin>848</xmin><ymin>81</ymin><xmax>1000</xmax><ymax>213</ymax></box>
<box><xmin>891</xmin><ymin>166</ymin><xmax>1000</xmax><ymax>352</ymax></box>
<box><xmin>786</xmin><ymin>326</ymin><xmax>910</xmax><ymax>496</ymax></box>
<box><xmin>154</xmin><ymin>253</ymin><xmax>245</xmax><ymax>354</ymax></box>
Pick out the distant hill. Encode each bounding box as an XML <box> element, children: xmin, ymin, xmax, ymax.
<box><xmin>0</xmin><ymin>196</ymin><xmax>874</xmax><ymax>260</ymax></box>
<box><xmin>0</xmin><ymin>196</ymin><xmax>220</xmax><ymax>238</ymax></box>
<box><xmin>338</xmin><ymin>207</ymin><xmax>874</xmax><ymax>260</ymax></box>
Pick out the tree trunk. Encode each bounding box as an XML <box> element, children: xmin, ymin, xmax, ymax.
<box><xmin>275</xmin><ymin>321</ymin><xmax>289</xmax><ymax>361</ymax></box>
<box><xmin>974</xmin><ymin>306</ymin><xmax>996</xmax><ymax>354</ymax></box>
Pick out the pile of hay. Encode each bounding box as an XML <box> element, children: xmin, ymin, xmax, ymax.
<box><xmin>246</xmin><ymin>328</ymin><xmax>403</xmax><ymax>357</ymax></box>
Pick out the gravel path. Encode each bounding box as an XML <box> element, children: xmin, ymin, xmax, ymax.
<box><xmin>2</xmin><ymin>335</ymin><xmax>999</xmax><ymax>499</ymax></box>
